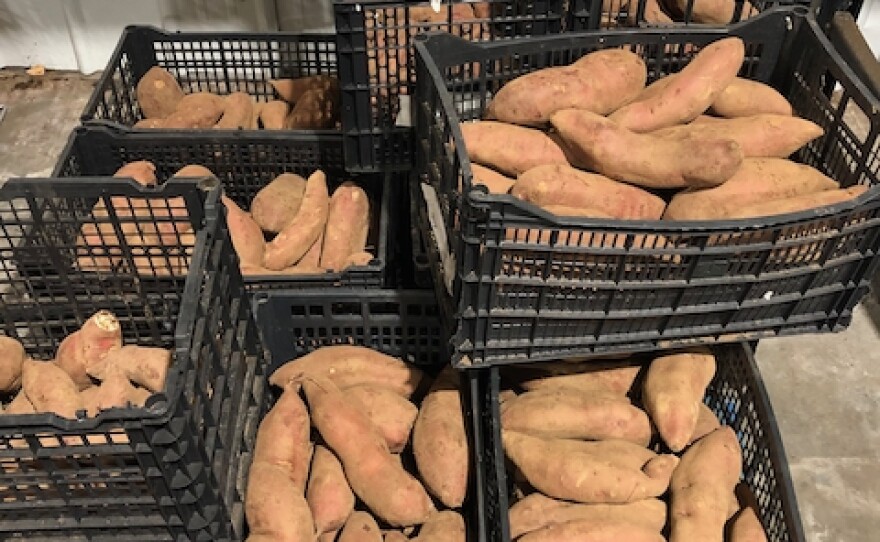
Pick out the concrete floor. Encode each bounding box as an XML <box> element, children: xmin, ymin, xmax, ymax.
<box><xmin>1</xmin><ymin>69</ymin><xmax>878</xmax><ymax>542</ymax></box>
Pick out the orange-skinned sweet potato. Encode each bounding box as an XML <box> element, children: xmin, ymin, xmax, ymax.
<box><xmin>711</xmin><ymin>77</ymin><xmax>793</xmax><ymax>117</ymax></box>
<box><xmin>264</xmin><ymin>170</ymin><xmax>330</xmax><ymax>270</ymax></box>
<box><xmin>461</xmin><ymin>121</ymin><xmax>568</xmax><ymax>177</ymax></box>
<box><xmin>0</xmin><ymin>336</ymin><xmax>25</xmax><ymax>392</ymax></box>
<box><xmin>55</xmin><ymin>310</ymin><xmax>122</xmax><ymax>390</ymax></box>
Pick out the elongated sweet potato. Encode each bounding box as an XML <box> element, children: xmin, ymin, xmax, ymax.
<box><xmin>509</xmin><ymin>493</ymin><xmax>667</xmax><ymax>539</ymax></box>
<box><xmin>246</xmin><ymin>462</ymin><xmax>315</xmax><ymax>542</ymax></box>
<box><xmin>321</xmin><ymin>182</ymin><xmax>371</xmax><ymax>272</ymax></box>
<box><xmin>412</xmin><ymin>511</ymin><xmax>465</xmax><ymax>542</ymax></box>
<box><xmin>251</xmin><ymin>173</ymin><xmax>307</xmax><ymax>234</ymax></box>
<box><xmin>87</xmin><ymin>345</ymin><xmax>171</xmax><ymax>393</ymax></box>
<box><xmin>610</xmin><ymin>37</ymin><xmax>745</xmax><ymax>132</ymax></box>
<box><xmin>552</xmin><ymin>108</ymin><xmax>742</xmax><ymax>188</ymax></box>
<box><xmin>711</xmin><ymin>77</ymin><xmax>793</xmax><ymax>118</ymax></box>
<box><xmin>271</xmin><ymin>75</ymin><xmax>339</xmax><ymax>103</ymax></box>
<box><xmin>0</xmin><ymin>336</ymin><xmax>25</xmax><ymax>392</ymax></box>
<box><xmin>516</xmin><ymin>360</ymin><xmax>642</xmax><ymax>395</ymax></box>
<box><xmin>55</xmin><ymin>310</ymin><xmax>122</xmax><ymax>390</ymax></box>
<box><xmin>339</xmin><ymin>511</ymin><xmax>382</xmax><ymax>542</ymax></box>
<box><xmin>503</xmin><ymin>430</ymin><xmax>678</xmax><ymax>504</ymax></box>
<box><xmin>348</xmin><ymin>385</ymin><xmax>418</xmax><ymax>453</ymax></box>
<box><xmin>470</xmin><ymin>164</ymin><xmax>515</xmax><ymax>195</ymax></box>
<box><xmin>723</xmin><ymin>185</ymin><xmax>868</xmax><ymax>220</ymax></box>
<box><xmin>270</xmin><ymin>345</ymin><xmax>424</xmax><ymax>398</ymax></box>
<box><xmin>254</xmin><ymin>386</ymin><xmax>313</xmax><ymax>489</ymax></box>
<box><xmin>461</xmin><ymin>121</ymin><xmax>568</xmax><ymax>177</ymax></box>
<box><xmin>22</xmin><ymin>359</ymin><xmax>83</xmax><ymax>418</ymax></box>
<box><xmin>260</xmin><ymin>100</ymin><xmax>290</xmax><ymax>130</ymax></box>
<box><xmin>215</xmin><ymin>92</ymin><xmax>254</xmax><ymax>129</ymax></box>
<box><xmin>518</xmin><ymin>518</ymin><xmax>665</xmax><ymax>542</ymax></box>
<box><xmin>663</xmin><ymin>158</ymin><xmax>840</xmax><ymax>220</ymax></box>
<box><xmin>643</xmin><ymin>349</ymin><xmax>716</xmax><ymax>452</ymax></box>
<box><xmin>307</xmin><ymin>445</ymin><xmax>355</xmax><ymax>535</ymax></box>
<box><xmin>264</xmin><ymin>170</ymin><xmax>330</xmax><ymax>270</ymax></box>
<box><xmin>513</xmin><ymin>164</ymin><xmax>667</xmax><ymax>219</ymax></box>
<box><xmin>413</xmin><ymin>367</ymin><xmax>469</xmax><ymax>508</ymax></box>
<box><xmin>501</xmin><ymin>388</ymin><xmax>652</xmax><ymax>445</ymax></box>
<box><xmin>221</xmin><ymin>195</ymin><xmax>266</xmax><ymax>267</ymax></box>
<box><xmin>136</xmin><ymin>66</ymin><xmax>184</xmax><ymax>119</ymax></box>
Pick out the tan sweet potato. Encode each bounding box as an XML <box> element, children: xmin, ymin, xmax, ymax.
<box><xmin>129</xmin><ymin>386</ymin><xmax>152</xmax><ymax>407</ymax></box>
<box><xmin>246</xmin><ymin>462</ymin><xmax>315</xmax><ymax>542</ymax></box>
<box><xmin>711</xmin><ymin>77</ymin><xmax>793</xmax><ymax>118</ymax></box>
<box><xmin>537</xmin><ymin>204</ymin><xmax>614</xmax><ymax>219</ymax></box>
<box><xmin>320</xmin><ymin>530</ymin><xmax>340</xmax><ymax>542</ymax></box>
<box><xmin>486</xmin><ymin>49</ymin><xmax>646</xmax><ymax>126</ymax></box>
<box><xmin>670</xmin><ymin>426</ymin><xmax>742</xmax><ymax>542</ymax></box>
<box><xmin>501</xmin><ymin>388</ymin><xmax>652</xmax><ymax>445</ymax></box>
<box><xmin>669</xmin><ymin>0</ymin><xmax>737</xmax><ymax>23</ymax></box>
<box><xmin>0</xmin><ymin>336</ymin><xmax>25</xmax><ymax>392</ymax></box>
<box><xmin>87</xmin><ymin>345</ymin><xmax>171</xmax><ymax>393</ymax></box>
<box><xmin>516</xmin><ymin>360</ymin><xmax>641</xmax><ymax>395</ymax></box>
<box><xmin>551</xmin><ymin>108</ymin><xmax>742</xmax><ymax>189</ymax></box>
<box><xmin>518</xmin><ymin>519</ymin><xmax>665</xmax><ymax>542</ymax></box>
<box><xmin>302</xmin><ymin>376</ymin><xmax>434</xmax><ymax>526</ymax></box>
<box><xmin>260</xmin><ymin>100</ymin><xmax>291</xmax><ymax>130</ymax></box>
<box><xmin>114</xmin><ymin>161</ymin><xmax>157</xmax><ymax>186</ymax></box>
<box><xmin>384</xmin><ymin>531</ymin><xmax>409</xmax><ymax>542</ymax></box>
<box><xmin>728</xmin><ymin>506</ymin><xmax>768</xmax><ymax>542</ymax></box>
<box><xmin>172</xmin><ymin>164</ymin><xmax>215</xmax><ymax>179</ymax></box>
<box><xmin>298</xmin><ymin>230</ymin><xmax>325</xmax><ymax>269</ymax></box>
<box><xmin>55</xmin><ymin>311</ymin><xmax>122</xmax><ymax>390</ymax></box>
<box><xmin>22</xmin><ymin>359</ymin><xmax>83</xmax><ymax>418</ymax></box>
<box><xmin>470</xmin><ymin>164</ymin><xmax>515</xmax><ymax>195</ymax></box>
<box><xmin>513</xmin><ymin>164</ymin><xmax>666</xmax><ymax>219</ymax></box>
<box><xmin>162</xmin><ymin>93</ymin><xmax>225</xmax><ymax>128</ymax></box>
<box><xmin>215</xmin><ymin>92</ymin><xmax>254</xmax><ymax>129</ymax></box>
<box><xmin>222</xmin><ymin>195</ymin><xmax>266</xmax><ymax>267</ymax></box>
<box><xmin>610</xmin><ymin>37</ymin><xmax>745</xmax><ymax>132</ymax></box>
<box><xmin>651</xmin><ymin>115</ymin><xmax>823</xmax><ymax>158</ymax></box>
<box><xmin>254</xmin><ymin>385</ymin><xmax>313</xmax><ymax>488</ymax></box>
<box><xmin>503</xmin><ymin>430</ymin><xmax>678</xmax><ymax>504</ymax></box>
<box><xmin>6</xmin><ymin>389</ymin><xmax>36</xmax><ymax>414</ymax></box>
<box><xmin>628</xmin><ymin>0</ymin><xmax>674</xmax><ymax>24</ymax></box>
<box><xmin>723</xmin><ymin>185</ymin><xmax>868</xmax><ymax>220</ymax></box>
<box><xmin>320</xmin><ymin>182</ymin><xmax>370</xmax><ymax>272</ymax></box>
<box><xmin>509</xmin><ymin>493</ymin><xmax>667</xmax><ymax>539</ymax></box>
<box><xmin>271</xmin><ymin>75</ymin><xmax>339</xmax><ymax>104</ymax></box>
<box><xmin>307</xmin><ymin>445</ymin><xmax>355</xmax><ymax>535</ymax></box>
<box><xmin>264</xmin><ymin>170</ymin><xmax>330</xmax><ymax>270</ymax></box>
<box><xmin>251</xmin><ymin>173</ymin><xmax>307</xmax><ymax>234</ymax></box>
<box><xmin>412</xmin><ymin>511</ymin><xmax>465</xmax><ymax>542</ymax></box>
<box><xmin>663</xmin><ymin>158</ymin><xmax>840</xmax><ymax>220</ymax></box>
<box><xmin>413</xmin><ymin>366</ymin><xmax>469</xmax><ymax>508</ymax></box>
<box><xmin>461</xmin><ymin>121</ymin><xmax>568</xmax><ymax>177</ymax></box>
<box><xmin>339</xmin><ymin>511</ymin><xmax>382</xmax><ymax>542</ymax></box>
<box><xmin>270</xmin><ymin>345</ymin><xmax>424</xmax><ymax>398</ymax></box>
<box><xmin>288</xmin><ymin>88</ymin><xmax>339</xmax><ymax>129</ymax></box>
<box><xmin>79</xmin><ymin>364</ymin><xmax>141</xmax><ymax>416</ymax></box>
<box><xmin>134</xmin><ymin>118</ymin><xmax>167</xmax><ymax>129</ymax></box>
<box><xmin>344</xmin><ymin>251</ymin><xmax>373</xmax><ymax>268</ymax></box>
<box><xmin>348</xmin><ymin>385</ymin><xmax>418</xmax><ymax>453</ymax></box>
<box><xmin>690</xmin><ymin>403</ymin><xmax>722</xmax><ymax>445</ymax></box>
<box><xmin>136</xmin><ymin>66</ymin><xmax>184</xmax><ymax>119</ymax></box>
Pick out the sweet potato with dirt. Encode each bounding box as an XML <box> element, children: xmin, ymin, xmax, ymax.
<box><xmin>136</xmin><ymin>66</ymin><xmax>184</xmax><ymax>119</ymax></box>
<box><xmin>723</xmin><ymin>185</ymin><xmax>868</xmax><ymax>219</ymax></box>
<box><xmin>270</xmin><ymin>345</ymin><xmax>424</xmax><ymax>398</ymax></box>
<box><xmin>214</xmin><ymin>92</ymin><xmax>254</xmax><ymax>129</ymax></box>
<box><xmin>551</xmin><ymin>108</ymin><xmax>742</xmax><ymax>189</ymax></box>
<box><xmin>348</xmin><ymin>385</ymin><xmax>418</xmax><ymax>453</ymax></box>
<box><xmin>519</xmin><ymin>519</ymin><xmax>665</xmax><ymax>542</ymax></box>
<box><xmin>670</xmin><ymin>426</ymin><xmax>742</xmax><ymax>542</ymax></box>
<box><xmin>610</xmin><ymin>37</ymin><xmax>745</xmax><ymax>132</ymax></box>
<box><xmin>513</xmin><ymin>164</ymin><xmax>666</xmax><ymax>219</ymax></box>
<box><xmin>303</xmin><ymin>376</ymin><xmax>434</xmax><ymax>526</ymax></box>
<box><xmin>0</xmin><ymin>336</ymin><xmax>25</xmax><ymax>392</ymax></box>
<box><xmin>509</xmin><ymin>493</ymin><xmax>667</xmax><ymax>539</ymax></box>
<box><xmin>288</xmin><ymin>88</ymin><xmax>339</xmax><ymax>129</ymax></box>
<box><xmin>246</xmin><ymin>462</ymin><xmax>315</xmax><ymax>542</ymax></box>
<box><xmin>271</xmin><ymin>75</ymin><xmax>339</xmax><ymax>104</ymax></box>
<box><xmin>503</xmin><ymin>430</ymin><xmax>679</xmax><ymax>504</ymax></box>
<box><xmin>320</xmin><ymin>183</ymin><xmax>370</xmax><ymax>272</ymax></box>
<box><xmin>516</xmin><ymin>360</ymin><xmax>642</xmax><ymax>395</ymax></box>
<box><xmin>55</xmin><ymin>310</ymin><xmax>122</xmax><ymax>390</ymax></box>
<box><xmin>663</xmin><ymin>158</ymin><xmax>840</xmax><ymax>220</ymax></box>
<box><xmin>22</xmin><ymin>359</ymin><xmax>83</xmax><ymax>418</ymax></box>
<box><xmin>251</xmin><ymin>173</ymin><xmax>307</xmax><ymax>234</ymax></box>
<box><xmin>260</xmin><ymin>100</ymin><xmax>290</xmax><ymax>130</ymax></box>
<box><xmin>221</xmin><ymin>195</ymin><xmax>266</xmax><ymax>267</ymax></box>
<box><xmin>486</xmin><ymin>49</ymin><xmax>646</xmax><ymax>126</ymax></box>
<box><xmin>264</xmin><ymin>170</ymin><xmax>330</xmax><ymax>270</ymax></box>
<box><xmin>501</xmin><ymin>388</ymin><xmax>652</xmax><ymax>445</ymax></box>
<box><xmin>6</xmin><ymin>389</ymin><xmax>36</xmax><ymax>414</ymax></box>
<box><xmin>87</xmin><ymin>345</ymin><xmax>171</xmax><ymax>393</ymax></box>
<box><xmin>412</xmin><ymin>511</ymin><xmax>465</xmax><ymax>542</ymax></box>
<box><xmin>461</xmin><ymin>121</ymin><xmax>568</xmax><ymax>177</ymax></box>
<box><xmin>413</xmin><ymin>366</ymin><xmax>469</xmax><ymax>508</ymax></box>
<box><xmin>307</xmin><ymin>445</ymin><xmax>355</xmax><ymax>535</ymax></box>
<box><xmin>711</xmin><ymin>77</ymin><xmax>793</xmax><ymax>118</ymax></box>
<box><xmin>339</xmin><ymin>511</ymin><xmax>382</xmax><ymax>542</ymax></box>
<box><xmin>470</xmin><ymin>164</ymin><xmax>515</xmax><ymax>195</ymax></box>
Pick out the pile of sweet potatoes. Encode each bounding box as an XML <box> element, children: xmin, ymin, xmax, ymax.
<box><xmin>244</xmin><ymin>345</ymin><xmax>469</xmax><ymax>542</ymax></box>
<box><xmin>500</xmin><ymin>350</ymin><xmax>767</xmax><ymax>542</ymax></box>
<box><xmin>134</xmin><ymin>67</ymin><xmax>339</xmax><ymax>130</ymax></box>
<box><xmin>465</xmin><ymin>36</ymin><xmax>866</xmax><ymax>224</ymax></box>
<box><xmin>0</xmin><ymin>310</ymin><xmax>171</xmax><ymax>419</ymax></box>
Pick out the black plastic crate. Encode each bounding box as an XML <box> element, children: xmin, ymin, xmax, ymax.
<box><xmin>81</xmin><ymin>25</ymin><xmax>339</xmax><ymax>134</ymax></box>
<box><xmin>334</xmin><ymin>0</ymin><xmax>567</xmax><ymax>172</ymax></box>
<box><xmin>476</xmin><ymin>342</ymin><xmax>805</xmax><ymax>542</ymax></box>
<box><xmin>566</xmin><ymin>0</ymin><xmax>809</xmax><ymax>28</ymax></box>
<box><xmin>414</xmin><ymin>8</ymin><xmax>880</xmax><ymax>368</ymax></box>
<box><xmin>0</xmin><ymin>178</ymin><xmax>268</xmax><ymax>541</ymax></box>
<box><xmin>53</xmin><ymin>125</ymin><xmax>392</xmax><ymax>291</ymax></box>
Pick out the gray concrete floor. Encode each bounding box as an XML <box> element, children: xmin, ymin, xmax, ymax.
<box><xmin>1</xmin><ymin>69</ymin><xmax>878</xmax><ymax>541</ymax></box>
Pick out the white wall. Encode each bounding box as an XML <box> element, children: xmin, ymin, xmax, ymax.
<box><xmin>857</xmin><ymin>0</ymin><xmax>880</xmax><ymax>55</ymax></box>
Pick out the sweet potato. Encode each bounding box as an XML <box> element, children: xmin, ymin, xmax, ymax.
<box><xmin>690</xmin><ymin>403</ymin><xmax>722</xmax><ymax>445</ymax></box>
<box><xmin>254</xmin><ymin>385</ymin><xmax>313</xmax><ymax>488</ymax></box>
<box><xmin>222</xmin><ymin>195</ymin><xmax>266</xmax><ymax>267</ymax></box>
<box><xmin>129</xmin><ymin>386</ymin><xmax>152</xmax><ymax>407</ymax></box>
<box><xmin>22</xmin><ymin>359</ymin><xmax>83</xmax><ymax>418</ymax></box>
<box><xmin>264</xmin><ymin>170</ymin><xmax>330</xmax><ymax>270</ymax></box>
<box><xmin>669</xmin><ymin>426</ymin><xmax>742</xmax><ymax>542</ymax></box>
<box><xmin>246</xmin><ymin>462</ymin><xmax>315</xmax><ymax>542</ymax></box>
<box><xmin>551</xmin><ymin>109</ymin><xmax>742</xmax><ymax>189</ymax></box>
<box><xmin>503</xmin><ymin>430</ymin><xmax>679</xmax><ymax>504</ymax></box>
<box><xmin>412</xmin><ymin>511</ymin><xmax>465</xmax><ymax>542</ymax></box>
<box><xmin>518</xmin><ymin>519</ymin><xmax>665</xmax><ymax>542</ymax></box>
<box><xmin>516</xmin><ymin>360</ymin><xmax>642</xmax><ymax>395</ymax></box>
<box><xmin>509</xmin><ymin>493</ymin><xmax>667</xmax><ymax>539</ymax></box>
<box><xmin>723</xmin><ymin>185</ymin><xmax>868</xmax><ymax>220</ymax></box>
<box><xmin>711</xmin><ymin>77</ymin><xmax>793</xmax><ymax>118</ymax></box>
<box><xmin>663</xmin><ymin>158</ymin><xmax>840</xmax><ymax>220</ymax></box>
<box><xmin>513</xmin><ymin>164</ymin><xmax>666</xmax><ymax>219</ymax></box>
<box><xmin>413</xmin><ymin>366</ymin><xmax>469</xmax><ymax>508</ymax></box>
<box><xmin>162</xmin><ymin>93</ymin><xmax>225</xmax><ymax>128</ymax></box>
<box><xmin>628</xmin><ymin>0</ymin><xmax>674</xmax><ymax>24</ymax></box>
<box><xmin>500</xmin><ymin>388</ymin><xmax>652</xmax><ymax>445</ymax></box>
<box><xmin>470</xmin><ymin>164</ymin><xmax>515</xmax><ymax>195</ymax></box>
<box><xmin>134</xmin><ymin>118</ymin><xmax>166</xmax><ymax>129</ymax></box>
<box><xmin>384</xmin><ymin>532</ymin><xmax>409</xmax><ymax>542</ymax></box>
<box><xmin>339</xmin><ymin>511</ymin><xmax>382</xmax><ymax>542</ymax></box>
<box><xmin>728</xmin><ymin>506</ymin><xmax>768</xmax><ymax>542</ymax></box>
<box><xmin>344</xmin><ymin>251</ymin><xmax>373</xmax><ymax>268</ymax></box>
<box><xmin>0</xmin><ymin>336</ymin><xmax>25</xmax><ymax>392</ymax></box>
<box><xmin>6</xmin><ymin>389</ymin><xmax>36</xmax><ymax>414</ymax></box>
<box><xmin>303</xmin><ymin>376</ymin><xmax>434</xmax><ymax>526</ymax></box>
<box><xmin>486</xmin><ymin>49</ymin><xmax>646</xmax><ymax>126</ymax></box>
<box><xmin>114</xmin><ymin>161</ymin><xmax>157</xmax><ymax>186</ymax></box>
<box><xmin>320</xmin><ymin>531</ymin><xmax>340</xmax><ymax>542</ymax></box>
<box><xmin>215</xmin><ymin>92</ymin><xmax>254</xmax><ymax>129</ymax></box>
<box><xmin>260</xmin><ymin>100</ymin><xmax>290</xmax><ymax>130</ymax></box>
<box><xmin>136</xmin><ymin>66</ymin><xmax>184</xmax><ymax>119</ymax></box>
<box><xmin>461</xmin><ymin>121</ymin><xmax>568</xmax><ymax>177</ymax></box>
<box><xmin>251</xmin><ymin>173</ymin><xmax>307</xmax><ymax>234</ymax></box>
<box><xmin>87</xmin><ymin>345</ymin><xmax>172</xmax><ymax>393</ymax></box>
<box><xmin>79</xmin><ymin>364</ymin><xmax>141</xmax><ymax>416</ymax></box>
<box><xmin>348</xmin><ymin>385</ymin><xmax>418</xmax><ymax>453</ymax></box>
<box><xmin>288</xmin><ymin>88</ymin><xmax>339</xmax><ymax>129</ymax></box>
<box><xmin>537</xmin><ymin>204</ymin><xmax>614</xmax><ymax>219</ymax></box>
<box><xmin>270</xmin><ymin>345</ymin><xmax>424</xmax><ymax>398</ymax></box>
<box><xmin>55</xmin><ymin>310</ymin><xmax>122</xmax><ymax>390</ymax></box>
<box><xmin>172</xmin><ymin>164</ymin><xmax>215</xmax><ymax>179</ymax></box>
<box><xmin>307</xmin><ymin>445</ymin><xmax>355</xmax><ymax>534</ymax></box>
<box><xmin>651</xmin><ymin>114</ymin><xmax>823</xmax><ymax>158</ymax></box>
<box><xmin>669</xmin><ymin>0</ymin><xmax>737</xmax><ymax>23</ymax></box>
<box><xmin>321</xmin><ymin>183</ymin><xmax>371</xmax><ymax>272</ymax></box>
<box><xmin>609</xmin><ymin>37</ymin><xmax>745</xmax><ymax>132</ymax></box>
<box><xmin>271</xmin><ymin>75</ymin><xmax>339</xmax><ymax>104</ymax></box>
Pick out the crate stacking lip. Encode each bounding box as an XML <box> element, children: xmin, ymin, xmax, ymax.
<box><xmin>0</xmin><ymin>178</ymin><xmax>268</xmax><ymax>541</ymax></box>
<box><xmin>50</xmin><ymin>124</ymin><xmax>392</xmax><ymax>291</ymax></box>
<box><xmin>413</xmin><ymin>7</ymin><xmax>880</xmax><ymax>368</ymax></box>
